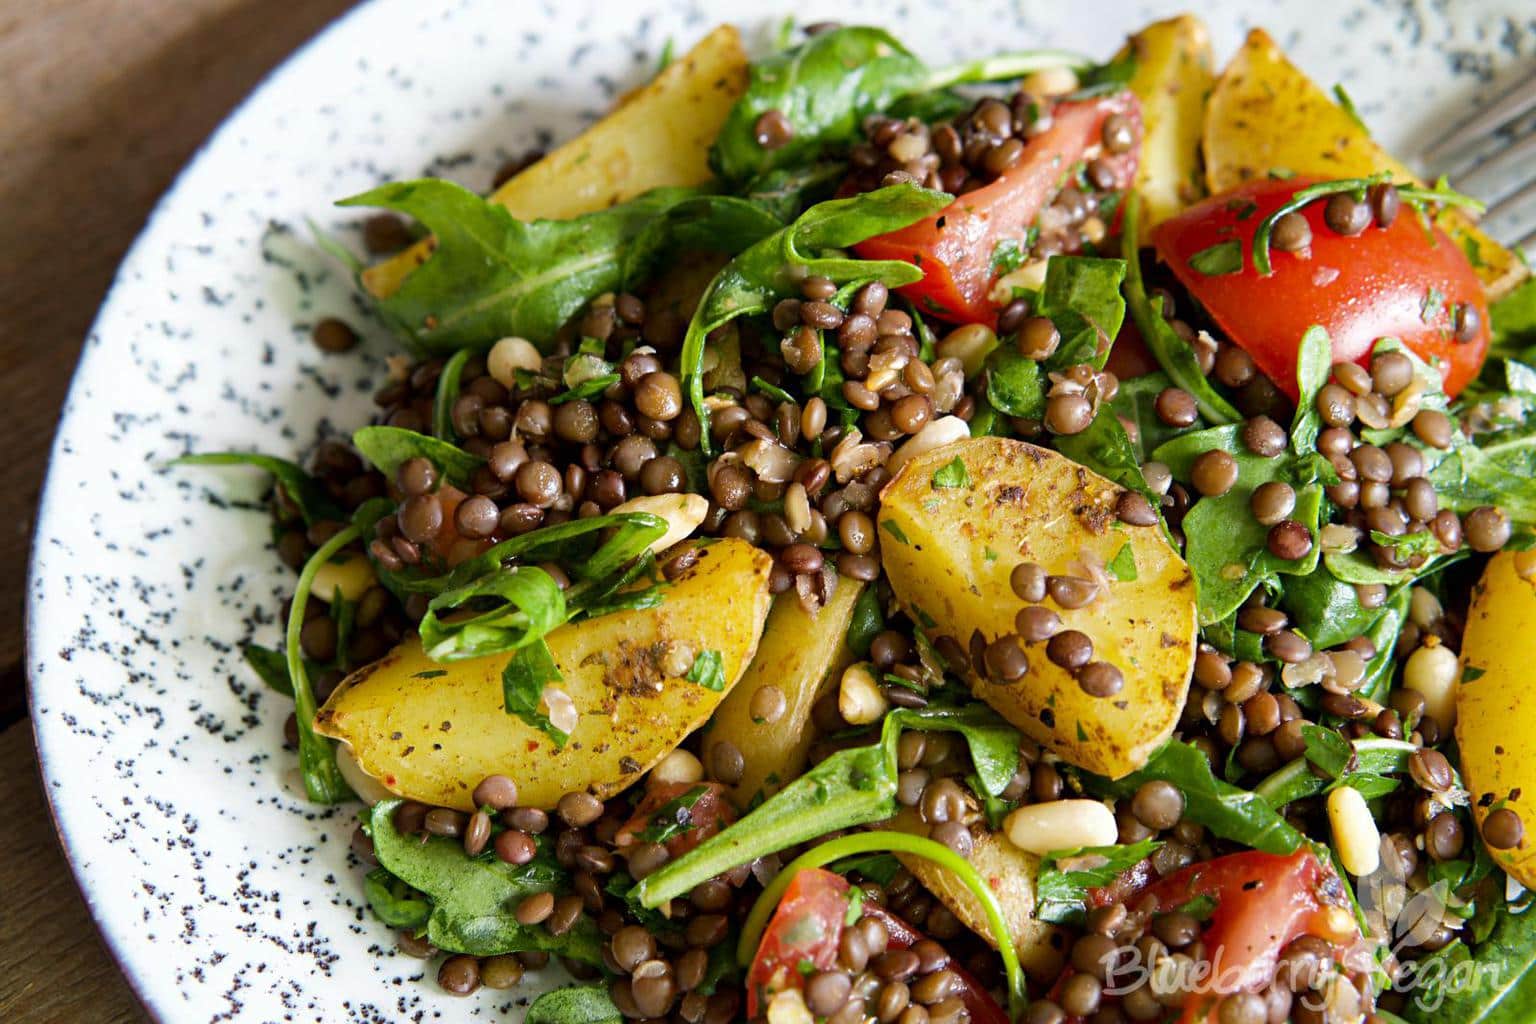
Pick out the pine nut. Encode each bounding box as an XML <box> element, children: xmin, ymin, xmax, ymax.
<box><xmin>487</xmin><ymin>336</ymin><xmax>542</xmax><ymax>387</ymax></box>
<box><xmin>886</xmin><ymin>417</ymin><xmax>971</xmax><ymax>478</ymax></box>
<box><xmin>609</xmin><ymin>493</ymin><xmax>709</xmax><ymax>555</ymax></box>
<box><xmin>1403</xmin><ymin>641</ymin><xmax>1459</xmax><ymax>728</ymax></box>
<box><xmin>936</xmin><ymin>324</ymin><xmax>998</xmax><ymax>378</ymax></box>
<box><xmin>1004</xmin><ymin>799</ymin><xmax>1117</xmax><ymax>856</ymax></box>
<box><xmin>1327</xmin><ymin>786</ymin><xmax>1381</xmax><ymax>876</ymax></box>
<box><xmin>1021</xmin><ymin>65</ymin><xmax>1080</xmax><ymax>98</ymax></box>
<box><xmin>540</xmin><ymin>686</ymin><xmax>579</xmax><ymax>735</ymax></box>
<box><xmin>838</xmin><ymin>663</ymin><xmax>889</xmax><ymax>726</ymax></box>
<box><xmin>651</xmin><ymin>749</ymin><xmax>704</xmax><ymax>786</ymax></box>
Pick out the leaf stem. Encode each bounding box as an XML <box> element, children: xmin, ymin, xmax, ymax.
<box><xmin>289</xmin><ymin>524</ymin><xmax>362</xmax><ymax>803</ymax></box>
<box><xmin>922</xmin><ymin>49</ymin><xmax>1093</xmax><ymax>92</ymax></box>
<box><xmin>736</xmin><ymin>831</ymin><xmax>1027</xmax><ymax>1021</ymax></box>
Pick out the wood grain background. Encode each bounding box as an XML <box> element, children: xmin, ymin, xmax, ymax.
<box><xmin>1</xmin><ymin>2</ymin><xmax>354</xmax><ymax>1019</ymax></box>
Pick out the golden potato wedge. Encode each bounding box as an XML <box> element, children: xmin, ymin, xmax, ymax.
<box><xmin>877</xmin><ymin>437</ymin><xmax>1197</xmax><ymax>778</ymax></box>
<box><xmin>1204</xmin><ymin>28</ymin><xmax>1526</xmax><ymax>300</ymax></box>
<box><xmin>362</xmin><ymin>25</ymin><xmax>750</xmax><ymax>299</ymax></box>
<box><xmin>1118</xmin><ymin>15</ymin><xmax>1214</xmax><ymax>233</ymax></box>
<box><xmin>1456</xmin><ymin>551</ymin><xmax>1536</xmax><ymax>889</ymax></box>
<box><xmin>887</xmin><ymin>807</ymin><xmax>1064</xmax><ymax>978</ymax></box>
<box><xmin>703</xmin><ymin>580</ymin><xmax>864</xmax><ymax>808</ymax></box>
<box><xmin>314</xmin><ymin>538</ymin><xmax>772</xmax><ymax>811</ymax></box>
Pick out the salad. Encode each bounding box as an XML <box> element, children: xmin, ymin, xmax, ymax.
<box><xmin>180</xmin><ymin>15</ymin><xmax>1536</xmax><ymax>1024</ymax></box>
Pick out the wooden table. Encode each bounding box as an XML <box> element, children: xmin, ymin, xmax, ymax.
<box><xmin>0</xmin><ymin>2</ymin><xmax>354</xmax><ymax>1019</ymax></box>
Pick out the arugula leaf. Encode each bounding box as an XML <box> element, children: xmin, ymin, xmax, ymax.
<box><xmin>846</xmin><ymin>584</ymin><xmax>884</xmax><ymax>659</ymax></box>
<box><xmin>1187</xmin><ymin>239</ymin><xmax>1243</xmax><ymax>276</ymax></box>
<box><xmin>1035</xmin><ymin>256</ymin><xmax>1127</xmax><ymax>370</ymax></box>
<box><xmin>1035</xmin><ymin>839</ymin><xmax>1160</xmax><ymax>924</ymax></box>
<box><xmin>363</xmin><ymin>867</ymin><xmax>431</xmax><ymax>929</ymax></box>
<box><xmin>634</xmin><ymin>705</ymin><xmax>1021</xmax><ymax>907</ymax></box>
<box><xmin>618</xmin><ymin>194</ymin><xmax>788</xmax><ymax>284</ymax></box>
<box><xmin>833</xmin><ymin>852</ymin><xmax>903</xmax><ymax>886</ymax></box>
<box><xmin>710</xmin><ymin>27</ymin><xmax>928</xmax><ymax>182</ymax></box>
<box><xmin>287</xmin><ymin>525</ymin><xmax>361</xmax><ymax>803</ymax></box>
<box><xmin>684</xmin><ymin>649</ymin><xmax>727</xmax><ymax>691</ymax></box>
<box><xmin>739</xmin><ymin>163</ymin><xmax>848</xmax><ymax>223</ymax></box>
<box><xmin>1083</xmin><ymin>741</ymin><xmax>1303</xmax><ymax>855</ymax></box>
<box><xmin>432</xmin><ymin>348</ymin><xmax>472</xmax><ymax>441</ymax></box>
<box><xmin>680</xmin><ymin>184</ymin><xmax>949</xmax><ymax>448</ymax></box>
<box><xmin>367</xmin><ymin>799</ymin><xmax>602</xmax><ymax>960</ymax></box>
<box><xmin>1403</xmin><ymin>898</ymin><xmax>1536</xmax><ymax>1022</ymax></box>
<box><xmin>524</xmin><ymin>986</ymin><xmax>624</xmax><ymax>1024</ymax></box>
<box><xmin>243</xmin><ymin>643</ymin><xmax>296</xmax><ymax>697</ymax></box>
<box><xmin>174</xmin><ymin>451</ymin><xmax>342</xmax><ymax>526</ymax></box>
<box><xmin>352</xmin><ymin>425</ymin><xmax>483</xmax><ymax>488</ymax></box>
<box><xmin>1301</xmin><ymin>723</ymin><xmax>1354</xmax><ymax>778</ymax></box>
<box><xmin>1122</xmin><ymin>194</ymin><xmax>1240</xmax><ymax>424</ymax></box>
<box><xmin>1254</xmin><ymin>737</ymin><xmax>1416</xmax><ymax>808</ymax></box>
<box><xmin>502</xmin><ymin>639</ymin><xmax>567</xmax><ymax>744</ymax></box>
<box><xmin>930</xmin><ymin>456</ymin><xmax>971</xmax><ymax>489</ymax></box>
<box><xmin>418</xmin><ymin>565</ymin><xmax>566</xmax><ymax>662</ymax></box>
<box><xmin>338</xmin><ymin>178</ymin><xmax>696</xmax><ymax>353</ymax></box>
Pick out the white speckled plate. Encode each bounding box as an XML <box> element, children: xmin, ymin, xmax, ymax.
<box><xmin>26</xmin><ymin>0</ymin><xmax>1534</xmax><ymax>1019</ymax></box>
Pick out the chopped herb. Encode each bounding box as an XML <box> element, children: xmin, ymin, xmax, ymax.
<box><xmin>881</xmin><ymin>519</ymin><xmax>911</xmax><ymax>545</ymax></box>
<box><xmin>991</xmin><ymin>238</ymin><xmax>1026</xmax><ymax>276</ymax></box>
<box><xmin>642</xmin><ymin>785</ymin><xmax>710</xmax><ymax>844</ymax></box>
<box><xmin>412</xmin><ymin>669</ymin><xmax>448</xmax><ymax>680</ymax></box>
<box><xmin>1188</xmin><ymin>239</ymin><xmax>1243</xmax><ymax>276</ymax></box>
<box><xmin>1106</xmin><ymin>542</ymin><xmax>1138</xmax><ymax>581</ymax></box>
<box><xmin>930</xmin><ymin>456</ymin><xmax>971</xmax><ymax>489</ymax></box>
<box><xmin>684</xmin><ymin>649</ymin><xmax>727</xmax><ymax>691</ymax></box>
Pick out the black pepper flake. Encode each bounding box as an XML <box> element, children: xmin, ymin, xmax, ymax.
<box><xmin>619</xmin><ymin>756</ymin><xmax>641</xmax><ymax>774</ymax></box>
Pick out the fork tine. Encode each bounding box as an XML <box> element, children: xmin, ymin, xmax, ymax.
<box><xmin>1451</xmin><ymin>129</ymin><xmax>1536</xmax><ymax>207</ymax></box>
<box><xmin>1421</xmin><ymin>65</ymin><xmax>1536</xmax><ymax>171</ymax></box>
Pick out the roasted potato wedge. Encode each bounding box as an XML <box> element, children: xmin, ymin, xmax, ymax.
<box><xmin>886</xmin><ymin>808</ymin><xmax>1063</xmax><ymax>978</ymax></box>
<box><xmin>877</xmin><ymin>437</ymin><xmax>1197</xmax><ymax>778</ymax></box>
<box><xmin>703</xmin><ymin>580</ymin><xmax>865</xmax><ymax>808</ymax></box>
<box><xmin>362</xmin><ymin>25</ymin><xmax>750</xmax><ymax>300</ymax></box>
<box><xmin>315</xmin><ymin>538</ymin><xmax>773</xmax><ymax>811</ymax></box>
<box><xmin>1456</xmin><ymin>551</ymin><xmax>1536</xmax><ymax>889</ymax></box>
<box><xmin>1204</xmin><ymin>28</ymin><xmax>1526</xmax><ymax>300</ymax></box>
<box><xmin>1118</xmin><ymin>15</ymin><xmax>1214</xmax><ymax>234</ymax></box>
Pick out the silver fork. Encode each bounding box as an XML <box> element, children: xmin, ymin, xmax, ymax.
<box><xmin>1421</xmin><ymin>65</ymin><xmax>1536</xmax><ymax>258</ymax></box>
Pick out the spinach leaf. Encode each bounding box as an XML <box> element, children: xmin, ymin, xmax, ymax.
<box><xmin>1427</xmin><ymin>422</ymin><xmax>1536</xmax><ymax>524</ymax></box>
<box><xmin>339</xmin><ymin>178</ymin><xmax>696</xmax><ymax>353</ymax></box>
<box><xmin>1289</xmin><ymin>325</ymin><xmax>1333</xmax><ymax>456</ymax></box>
<box><xmin>418</xmin><ymin>565</ymin><xmax>566</xmax><ymax>662</ymax></box>
<box><xmin>1054</xmin><ymin>407</ymin><xmax>1157</xmax><ymax>503</ymax></box>
<box><xmin>1036</xmin><ymin>256</ymin><xmax>1127</xmax><ymax>371</ymax></box>
<box><xmin>709</xmin><ymin>27</ymin><xmax>928</xmax><ymax>182</ymax></box>
<box><xmin>1083</xmin><ymin>740</ymin><xmax>1303</xmax><ymax>855</ymax></box>
<box><xmin>524</xmin><ymin>986</ymin><xmax>624</xmax><ymax>1024</ymax></box>
<box><xmin>1154</xmin><ymin>426</ymin><xmax>1323</xmax><ymax>624</ymax></box>
<box><xmin>432</xmin><ymin>348</ymin><xmax>472</xmax><ymax>441</ymax></box>
<box><xmin>634</xmin><ymin>704</ymin><xmax>1021</xmax><ymax>907</ymax></box>
<box><xmin>680</xmin><ymin>184</ymin><xmax>949</xmax><ymax>448</ymax></box>
<box><xmin>1036</xmin><ymin>839</ymin><xmax>1160</xmax><ymax>924</ymax></box>
<box><xmin>368</xmin><ymin>799</ymin><xmax>602</xmax><ymax>961</ymax></box>
<box><xmin>1108</xmin><ymin>370</ymin><xmax>1182</xmax><ymax>460</ymax></box>
<box><xmin>174</xmin><ymin>451</ymin><xmax>342</xmax><ymax>526</ymax></box>
<box><xmin>352</xmin><ymin>425</ymin><xmax>483</xmax><ymax>488</ymax></box>
<box><xmin>1402</xmin><ymin>898</ymin><xmax>1536</xmax><ymax>1022</ymax></box>
<box><xmin>984</xmin><ymin>347</ymin><xmax>1045</xmax><ymax>418</ymax></box>
<box><xmin>364</xmin><ymin>867</ymin><xmax>432</xmax><ymax>929</ymax></box>
<box><xmin>1121</xmin><ymin>195</ymin><xmax>1240</xmax><ymax>424</ymax></box>
<box><xmin>502</xmin><ymin>639</ymin><xmax>567</xmax><ymax>745</ymax></box>
<box><xmin>846</xmin><ymin>584</ymin><xmax>884</xmax><ymax>659</ymax></box>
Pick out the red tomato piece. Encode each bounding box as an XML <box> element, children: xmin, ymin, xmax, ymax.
<box><xmin>1152</xmin><ymin>178</ymin><xmax>1490</xmax><ymax>399</ymax></box>
<box><xmin>746</xmin><ymin>869</ymin><xmax>1009</xmax><ymax>1024</ymax></box>
<box><xmin>853</xmin><ymin>92</ymin><xmax>1142</xmax><ymax>326</ymax></box>
<box><xmin>613</xmin><ymin>780</ymin><xmax>735</xmax><ymax>859</ymax></box>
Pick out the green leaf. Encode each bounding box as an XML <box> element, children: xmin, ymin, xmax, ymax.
<box><xmin>502</xmin><ymin>638</ymin><xmax>567</xmax><ymax>745</ymax></box>
<box><xmin>1106</xmin><ymin>542</ymin><xmax>1138</xmax><ymax>582</ymax></box>
<box><xmin>882</xmin><ymin>519</ymin><xmax>911</xmax><ymax>546</ymax></box>
<box><xmin>364</xmin><ymin>867</ymin><xmax>431</xmax><ymax>929</ymax></box>
<box><xmin>641</xmin><ymin>785</ymin><xmax>711</xmax><ymax>844</ymax></box>
<box><xmin>524</xmin><ymin>986</ymin><xmax>624</xmax><ymax>1024</ymax></box>
<box><xmin>1121</xmin><ymin>194</ymin><xmax>1240</xmax><ymax>424</ymax></box>
<box><xmin>287</xmin><ymin>525</ymin><xmax>361</xmax><ymax>804</ymax></box>
<box><xmin>1371</xmin><ymin>530</ymin><xmax>1444</xmax><ymax>561</ymax></box>
<box><xmin>242</xmin><ymin>643</ymin><xmax>296</xmax><ymax>697</ymax></box>
<box><xmin>930</xmin><ymin>456</ymin><xmax>971</xmax><ymax>490</ymax></box>
<box><xmin>1301</xmin><ymin>723</ymin><xmax>1354</xmax><ymax>778</ymax></box>
<box><xmin>1107</xmin><ymin>371</ymin><xmax>1183</xmax><ymax>460</ymax></box>
<box><xmin>1054</xmin><ymin>407</ymin><xmax>1158</xmax><ymax>503</ymax></box>
<box><xmin>679</xmin><ymin>184</ymin><xmax>949</xmax><ymax>448</ymax></box>
<box><xmin>685</xmin><ymin>649</ymin><xmax>727</xmax><ymax>691</ymax></box>
<box><xmin>710</xmin><ymin>27</ymin><xmax>929</xmax><ymax>182</ymax></box>
<box><xmin>1187</xmin><ymin>239</ymin><xmax>1243</xmax><ymax>276</ymax></box>
<box><xmin>739</xmin><ymin>163</ymin><xmax>847</xmax><ymax>223</ymax></box>
<box><xmin>1035</xmin><ymin>839</ymin><xmax>1160</xmax><ymax>924</ymax></box>
<box><xmin>1289</xmin><ymin>325</ymin><xmax>1334</xmax><ymax>456</ymax></box>
<box><xmin>352</xmin><ymin>425</ymin><xmax>484</xmax><ymax>488</ymax></box>
<box><xmin>418</xmin><ymin>565</ymin><xmax>566</xmax><ymax>662</ymax></box>
<box><xmin>174</xmin><ymin>451</ymin><xmax>342</xmax><ymax>526</ymax></box>
<box><xmin>991</xmin><ymin>238</ymin><xmax>1026</xmax><ymax>276</ymax></box>
<box><xmin>1254</xmin><ymin>737</ymin><xmax>1416</xmax><ymax>808</ymax></box>
<box><xmin>1083</xmin><ymin>741</ymin><xmax>1303</xmax><ymax>855</ymax></box>
<box><xmin>1402</xmin><ymin>899</ymin><xmax>1536</xmax><ymax>1022</ymax></box>
<box><xmin>846</xmin><ymin>585</ymin><xmax>884</xmax><ymax>659</ymax></box>
<box><xmin>1037</xmin><ymin>256</ymin><xmax>1127</xmax><ymax>371</ymax></box>
<box><xmin>1489</xmin><ymin>277</ymin><xmax>1536</xmax><ymax>364</ymax></box>
<box><xmin>339</xmin><ymin>178</ymin><xmax>697</xmax><ymax>352</ymax></box>
<box><xmin>984</xmin><ymin>347</ymin><xmax>1045</xmax><ymax>418</ymax></box>
<box><xmin>634</xmin><ymin>705</ymin><xmax>1021</xmax><ymax>907</ymax></box>
<box><xmin>432</xmin><ymin>348</ymin><xmax>473</xmax><ymax>441</ymax></box>
<box><xmin>368</xmin><ymin>799</ymin><xmax>602</xmax><ymax>961</ymax></box>
<box><xmin>832</xmin><ymin>852</ymin><xmax>903</xmax><ymax>885</ymax></box>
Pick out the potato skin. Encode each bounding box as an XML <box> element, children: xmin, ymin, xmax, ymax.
<box><xmin>703</xmin><ymin>580</ymin><xmax>864</xmax><ymax>808</ymax></box>
<box><xmin>1118</xmin><ymin>15</ymin><xmax>1213</xmax><ymax>234</ymax></box>
<box><xmin>1457</xmin><ymin>552</ymin><xmax>1536</xmax><ymax>888</ymax></box>
<box><xmin>1204</xmin><ymin>28</ymin><xmax>1525</xmax><ymax>301</ymax></box>
<box><xmin>362</xmin><ymin>25</ymin><xmax>749</xmax><ymax>300</ymax></box>
<box><xmin>886</xmin><ymin>807</ymin><xmax>1064</xmax><ymax>979</ymax></box>
<box><xmin>314</xmin><ymin>539</ymin><xmax>772</xmax><ymax>811</ymax></box>
<box><xmin>877</xmin><ymin>436</ymin><xmax>1197</xmax><ymax>779</ymax></box>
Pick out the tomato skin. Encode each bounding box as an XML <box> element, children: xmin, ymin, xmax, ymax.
<box><xmin>614</xmin><ymin>781</ymin><xmax>735</xmax><ymax>859</ymax></box>
<box><xmin>1152</xmin><ymin>178</ymin><xmax>1490</xmax><ymax>399</ymax></box>
<box><xmin>853</xmin><ymin>92</ymin><xmax>1142</xmax><ymax>326</ymax></box>
<box><xmin>747</xmin><ymin>869</ymin><xmax>1008</xmax><ymax>1024</ymax></box>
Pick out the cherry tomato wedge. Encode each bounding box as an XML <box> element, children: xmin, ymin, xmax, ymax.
<box><xmin>746</xmin><ymin>868</ymin><xmax>1007</xmax><ymax>1024</ymax></box>
<box><xmin>614</xmin><ymin>781</ymin><xmax>735</xmax><ymax>858</ymax></box>
<box><xmin>1152</xmin><ymin>177</ymin><xmax>1491</xmax><ymax>399</ymax></box>
<box><xmin>854</xmin><ymin>92</ymin><xmax>1142</xmax><ymax>326</ymax></box>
